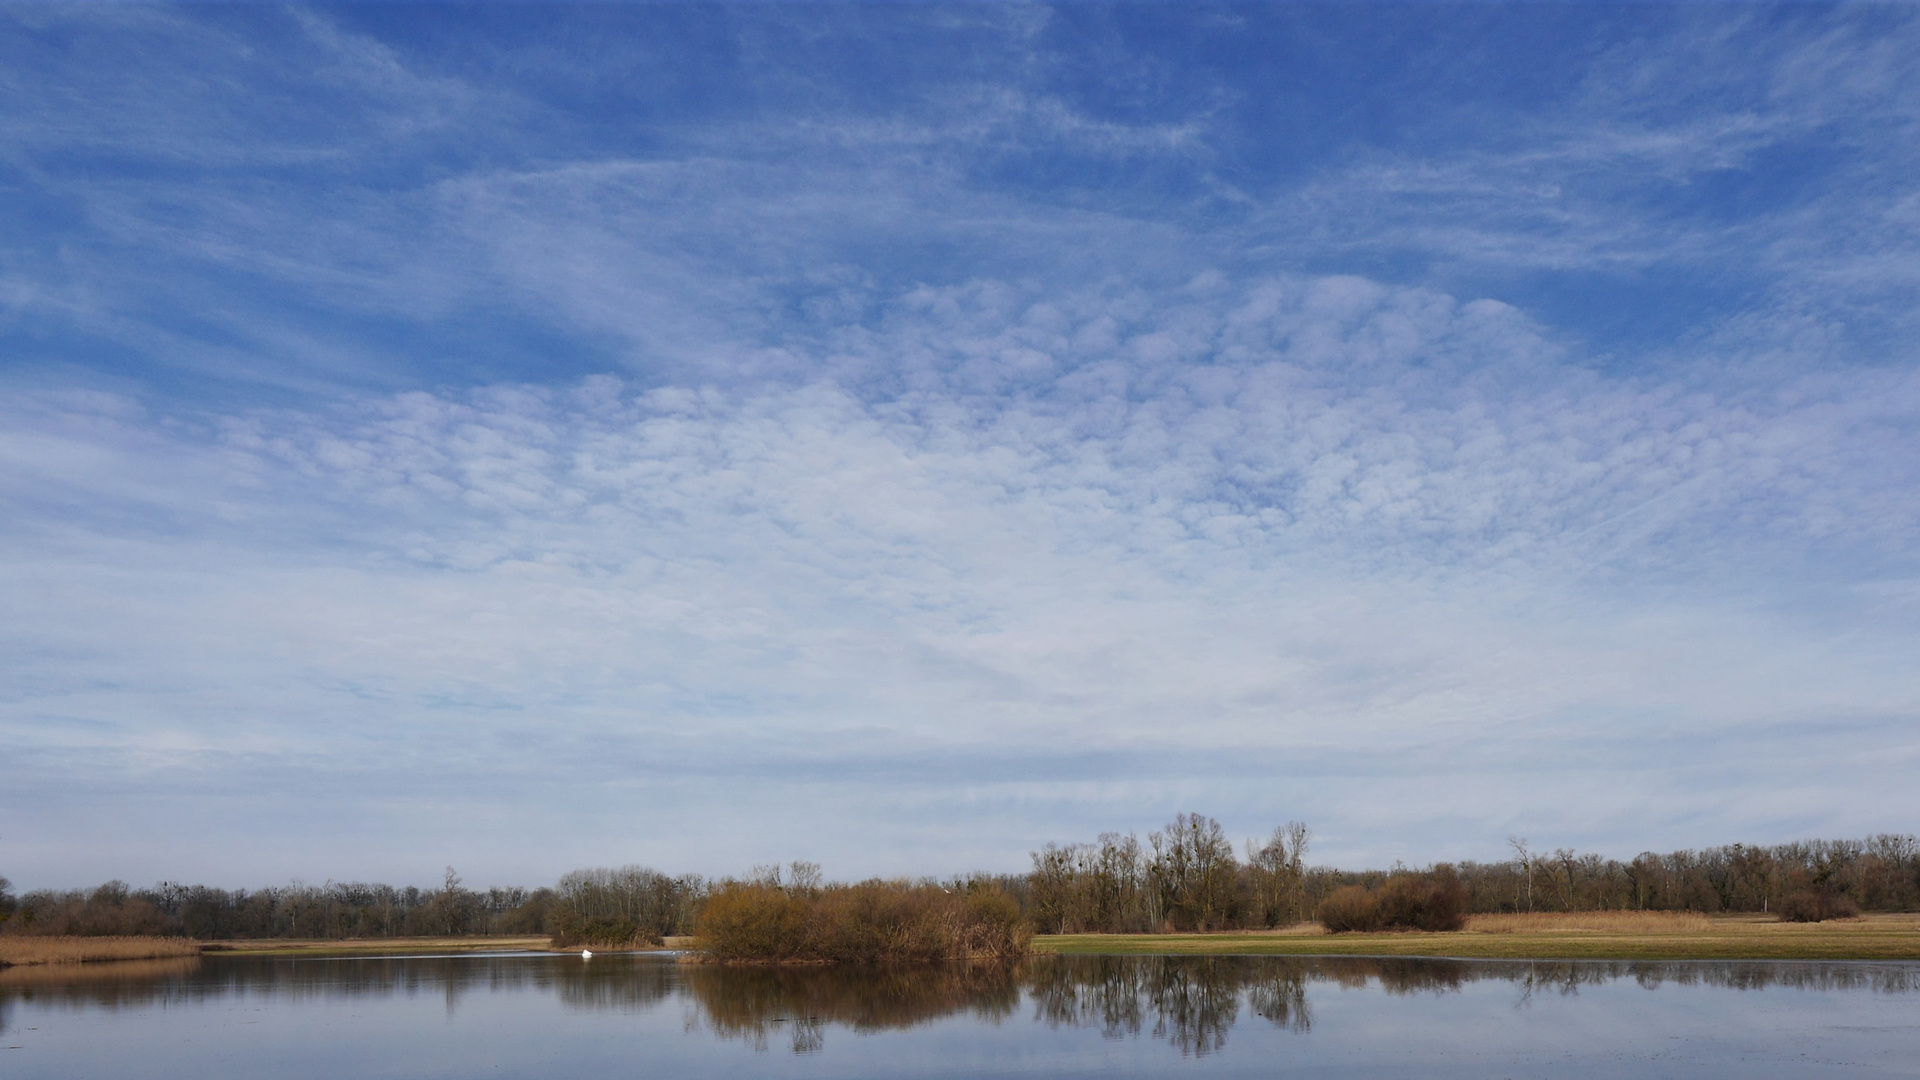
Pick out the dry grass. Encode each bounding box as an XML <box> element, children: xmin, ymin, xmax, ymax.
<box><xmin>0</xmin><ymin>956</ymin><xmax>199</xmax><ymax>987</ymax></box>
<box><xmin>1465</xmin><ymin>911</ymin><xmax>1713</xmax><ymax>934</ymax></box>
<box><xmin>0</xmin><ymin>936</ymin><xmax>201</xmax><ymax>966</ymax></box>
<box><xmin>198</xmin><ymin>936</ymin><xmax>552</xmax><ymax>957</ymax></box>
<box><xmin>1036</xmin><ymin>913</ymin><xmax>1920</xmax><ymax>961</ymax></box>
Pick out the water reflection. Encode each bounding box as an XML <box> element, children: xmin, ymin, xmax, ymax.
<box><xmin>1029</xmin><ymin>956</ymin><xmax>1283</xmax><ymax>1055</ymax></box>
<box><xmin>3</xmin><ymin>952</ymin><xmax>1915</xmax><ymax>1054</ymax></box>
<box><xmin>684</xmin><ymin>963</ymin><xmax>1022</xmax><ymax>1053</ymax></box>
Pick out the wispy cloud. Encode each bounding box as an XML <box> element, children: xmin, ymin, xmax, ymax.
<box><xmin>1</xmin><ymin>4</ymin><xmax>1916</xmax><ymax>886</ymax></box>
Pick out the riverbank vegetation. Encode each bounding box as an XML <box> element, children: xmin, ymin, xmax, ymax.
<box><xmin>695</xmin><ymin>878</ymin><xmax>1029</xmax><ymax>963</ymax></box>
<box><xmin>1316</xmin><ymin>868</ymin><xmax>1469</xmax><ymax>932</ymax></box>
<box><xmin>0</xmin><ymin>935</ymin><xmax>199</xmax><ymax>966</ymax></box>
<box><xmin>3</xmin><ymin>819</ymin><xmax>1914</xmax><ymax>959</ymax></box>
<box><xmin>546</xmin><ymin>866</ymin><xmax>702</xmax><ymax>948</ymax></box>
<box><xmin>1019</xmin><ymin>819</ymin><xmax>1914</xmax><ymax>932</ymax></box>
<box><xmin>198</xmin><ymin>936</ymin><xmax>553</xmax><ymax>956</ymax></box>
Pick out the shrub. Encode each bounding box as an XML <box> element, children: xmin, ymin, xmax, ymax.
<box><xmin>695</xmin><ymin>881</ymin><xmax>1031</xmax><ymax>963</ymax></box>
<box><xmin>1373</xmin><ymin>865</ymin><xmax>1469</xmax><ymax>932</ymax></box>
<box><xmin>694</xmin><ymin>885</ymin><xmax>813</xmax><ymax>961</ymax></box>
<box><xmin>1317</xmin><ymin>868</ymin><xmax>1467</xmax><ymax>933</ymax></box>
<box><xmin>1776</xmin><ymin>888</ymin><xmax>1859</xmax><ymax>923</ymax></box>
<box><xmin>1317</xmin><ymin>886</ymin><xmax>1382</xmax><ymax>933</ymax></box>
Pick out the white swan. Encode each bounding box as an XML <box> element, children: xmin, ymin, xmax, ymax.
<box><xmin>581</xmin><ymin>949</ymin><xmax>593</xmax><ymax>959</ymax></box>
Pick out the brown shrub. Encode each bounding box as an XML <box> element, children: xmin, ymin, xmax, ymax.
<box><xmin>693</xmin><ymin>885</ymin><xmax>812</xmax><ymax>961</ymax></box>
<box><xmin>1317</xmin><ymin>886</ymin><xmax>1382</xmax><ymax>933</ymax></box>
<box><xmin>1317</xmin><ymin>868</ymin><xmax>1468</xmax><ymax>933</ymax></box>
<box><xmin>1776</xmin><ymin>889</ymin><xmax>1860</xmax><ymax>923</ymax></box>
<box><xmin>695</xmin><ymin>881</ymin><xmax>1030</xmax><ymax>963</ymax></box>
<box><xmin>1374</xmin><ymin>865</ymin><xmax>1469</xmax><ymax>932</ymax></box>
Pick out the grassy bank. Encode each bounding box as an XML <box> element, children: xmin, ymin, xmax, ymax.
<box><xmin>197</xmin><ymin>935</ymin><xmax>560</xmax><ymax>957</ymax></box>
<box><xmin>0</xmin><ymin>936</ymin><xmax>201</xmax><ymax>966</ymax></box>
<box><xmin>0</xmin><ymin>934</ymin><xmax>669</xmax><ymax>966</ymax></box>
<box><xmin>1033</xmin><ymin>912</ymin><xmax>1920</xmax><ymax>961</ymax></box>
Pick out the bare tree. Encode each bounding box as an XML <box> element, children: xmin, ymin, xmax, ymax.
<box><xmin>1285</xmin><ymin>822</ymin><xmax>1310</xmax><ymax>922</ymax></box>
<box><xmin>787</xmin><ymin>861</ymin><xmax>822</xmax><ymax>894</ymax></box>
<box><xmin>1507</xmin><ymin>837</ymin><xmax>1534</xmax><ymax>913</ymax></box>
<box><xmin>1150</xmin><ymin>813</ymin><xmax>1237</xmax><ymax>930</ymax></box>
<box><xmin>1246</xmin><ymin>821</ymin><xmax>1311</xmax><ymax>927</ymax></box>
<box><xmin>1554</xmin><ymin>849</ymin><xmax>1579</xmax><ymax>911</ymax></box>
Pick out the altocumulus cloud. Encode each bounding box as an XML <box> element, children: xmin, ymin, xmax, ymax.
<box><xmin>1</xmin><ymin>3</ymin><xmax>1917</xmax><ymax>885</ymax></box>
<box><xmin>7</xmin><ymin>277</ymin><xmax>1917</xmax><ymax>882</ymax></box>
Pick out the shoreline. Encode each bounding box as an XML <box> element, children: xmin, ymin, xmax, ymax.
<box><xmin>1033</xmin><ymin>913</ymin><xmax>1920</xmax><ymax>962</ymax></box>
<box><xmin>9</xmin><ymin>914</ymin><xmax>1920</xmax><ymax>967</ymax></box>
<box><xmin>196</xmin><ymin>935</ymin><xmax>560</xmax><ymax>958</ymax></box>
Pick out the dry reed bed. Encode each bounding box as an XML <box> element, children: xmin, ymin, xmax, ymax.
<box><xmin>0</xmin><ymin>936</ymin><xmax>201</xmax><ymax>966</ymax></box>
<box><xmin>1465</xmin><ymin>911</ymin><xmax>1714</xmax><ymax>934</ymax></box>
<box><xmin>0</xmin><ymin>955</ymin><xmax>200</xmax><ymax>988</ymax></box>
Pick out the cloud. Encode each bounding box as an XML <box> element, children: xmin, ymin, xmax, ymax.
<box><xmin>1</xmin><ymin>4</ymin><xmax>1917</xmax><ymax>885</ymax></box>
<box><xmin>5</xmin><ymin>273</ymin><xmax>1917</xmax><ymax>882</ymax></box>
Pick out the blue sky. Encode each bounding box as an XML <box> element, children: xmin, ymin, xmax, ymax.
<box><xmin>3</xmin><ymin>3</ymin><xmax>1917</xmax><ymax>889</ymax></box>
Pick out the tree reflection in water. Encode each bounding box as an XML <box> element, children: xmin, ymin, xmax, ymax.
<box><xmin>5</xmin><ymin>952</ymin><xmax>1916</xmax><ymax>1051</ymax></box>
<box><xmin>682</xmin><ymin>962</ymin><xmax>1021</xmax><ymax>1054</ymax></box>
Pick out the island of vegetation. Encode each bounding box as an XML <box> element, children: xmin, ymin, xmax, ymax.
<box><xmin>5</xmin><ymin>816</ymin><xmax>1916</xmax><ymax>966</ymax></box>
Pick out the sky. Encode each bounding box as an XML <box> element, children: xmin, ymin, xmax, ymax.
<box><xmin>2</xmin><ymin>2</ymin><xmax>1917</xmax><ymax>891</ymax></box>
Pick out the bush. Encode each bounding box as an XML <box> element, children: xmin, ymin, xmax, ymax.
<box><xmin>1317</xmin><ymin>886</ymin><xmax>1382</xmax><ymax>933</ymax></box>
<box><xmin>1316</xmin><ymin>867</ymin><xmax>1468</xmax><ymax>933</ymax></box>
<box><xmin>1374</xmin><ymin>866</ymin><xmax>1468</xmax><ymax>932</ymax></box>
<box><xmin>695</xmin><ymin>881</ymin><xmax>1031</xmax><ymax>963</ymax></box>
<box><xmin>1776</xmin><ymin>888</ymin><xmax>1859</xmax><ymax>923</ymax></box>
<box><xmin>693</xmin><ymin>885</ymin><xmax>812</xmax><ymax>961</ymax></box>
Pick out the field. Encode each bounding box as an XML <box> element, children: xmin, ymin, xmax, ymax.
<box><xmin>1033</xmin><ymin>912</ymin><xmax>1920</xmax><ymax>961</ymax></box>
<box><xmin>0</xmin><ymin>936</ymin><xmax>201</xmax><ymax>966</ymax></box>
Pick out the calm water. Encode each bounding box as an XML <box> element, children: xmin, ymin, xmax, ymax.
<box><xmin>3</xmin><ymin>953</ymin><xmax>1916</xmax><ymax>1078</ymax></box>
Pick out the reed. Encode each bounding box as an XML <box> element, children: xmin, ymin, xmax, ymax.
<box><xmin>0</xmin><ymin>955</ymin><xmax>199</xmax><ymax>989</ymax></box>
<box><xmin>0</xmin><ymin>935</ymin><xmax>201</xmax><ymax>966</ymax></box>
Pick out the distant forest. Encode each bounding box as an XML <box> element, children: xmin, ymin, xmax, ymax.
<box><xmin>3</xmin><ymin>816</ymin><xmax>1914</xmax><ymax>940</ymax></box>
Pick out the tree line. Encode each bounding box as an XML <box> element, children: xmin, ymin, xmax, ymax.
<box><xmin>2</xmin><ymin>820</ymin><xmax>1914</xmax><ymax>940</ymax></box>
<box><xmin>1017</xmin><ymin>821</ymin><xmax>1918</xmax><ymax>930</ymax></box>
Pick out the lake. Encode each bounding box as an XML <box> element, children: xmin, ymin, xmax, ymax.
<box><xmin>3</xmin><ymin>952</ymin><xmax>1916</xmax><ymax>1077</ymax></box>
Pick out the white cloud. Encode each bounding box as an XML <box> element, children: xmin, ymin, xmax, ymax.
<box><xmin>4</xmin><ymin>274</ymin><xmax>1916</xmax><ymax>883</ymax></box>
<box><xmin>3</xmin><ymin>4</ymin><xmax>1918</xmax><ymax>886</ymax></box>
